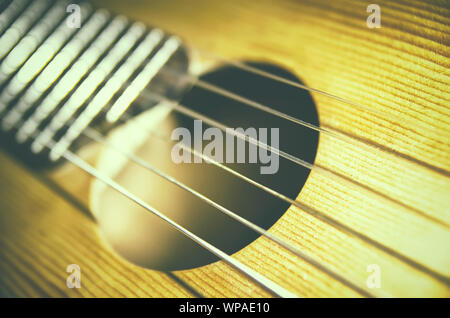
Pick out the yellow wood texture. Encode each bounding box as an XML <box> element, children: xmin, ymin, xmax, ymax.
<box><xmin>0</xmin><ymin>0</ymin><xmax>449</xmax><ymax>297</ymax></box>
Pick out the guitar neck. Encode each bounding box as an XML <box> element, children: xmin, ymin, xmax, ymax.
<box><xmin>0</xmin><ymin>0</ymin><xmax>189</xmax><ymax>168</ymax></box>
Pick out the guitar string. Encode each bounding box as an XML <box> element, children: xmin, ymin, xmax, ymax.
<box><xmin>139</xmin><ymin>90</ymin><xmax>449</xmax><ymax>228</ymax></box>
<box><xmin>187</xmin><ymin>49</ymin><xmax>450</xmax><ymax>178</ymax></box>
<box><xmin>60</xmin><ymin>46</ymin><xmax>449</xmax><ymax>292</ymax></box>
<box><xmin>192</xmin><ymin>76</ymin><xmax>450</xmax><ymax>179</ymax></box>
<box><xmin>146</xmin><ymin>71</ymin><xmax>444</xmax><ymax>227</ymax></box>
<box><xmin>0</xmin><ymin>4</ymin><xmax>298</xmax><ymax>298</ymax></box>
<box><xmin>7</xmin><ymin>79</ymin><xmax>447</xmax><ymax>287</ymax></box>
<box><xmin>0</xmin><ymin>0</ymin><xmax>447</xmax><ymax>179</ymax></box>
<box><xmin>134</xmin><ymin>62</ymin><xmax>450</xmax><ymax>180</ymax></box>
<box><xmin>0</xmin><ymin>9</ymin><xmax>442</xmax><ymax>284</ymax></box>
<box><xmin>112</xmin><ymin>105</ymin><xmax>449</xmax><ymax>286</ymax></box>
<box><xmin>4</xmin><ymin>97</ymin><xmax>446</xmax><ymax>298</ymax></box>
<box><xmin>5</xmin><ymin>93</ymin><xmax>381</xmax><ymax>296</ymax></box>
<box><xmin>6</xmin><ymin>0</ymin><xmax>446</xmax><ymax>179</ymax></box>
<box><xmin>71</xmin><ymin>7</ymin><xmax>450</xmax><ymax>296</ymax></box>
<box><xmin>0</xmin><ymin>100</ymin><xmax>301</xmax><ymax>297</ymax></box>
<box><xmin>80</xmin><ymin>126</ymin><xmax>378</xmax><ymax>298</ymax></box>
<box><xmin>1</xmin><ymin>2</ymin><xmax>448</xmax><ymax>296</ymax></box>
<box><xmin>0</xmin><ymin>1</ymin><xmax>446</xmax><ymax>230</ymax></box>
<box><xmin>31</xmin><ymin>134</ymin><xmax>298</xmax><ymax>298</ymax></box>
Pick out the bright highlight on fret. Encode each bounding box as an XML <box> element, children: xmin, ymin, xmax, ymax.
<box><xmin>0</xmin><ymin>0</ymin><xmax>448</xmax><ymax>299</ymax></box>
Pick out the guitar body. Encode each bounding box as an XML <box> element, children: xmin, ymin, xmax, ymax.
<box><xmin>0</xmin><ymin>0</ymin><xmax>448</xmax><ymax>297</ymax></box>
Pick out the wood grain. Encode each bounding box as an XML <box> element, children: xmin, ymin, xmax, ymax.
<box><xmin>0</xmin><ymin>0</ymin><xmax>448</xmax><ymax>297</ymax></box>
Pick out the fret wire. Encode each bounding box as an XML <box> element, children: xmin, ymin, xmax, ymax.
<box><xmin>0</xmin><ymin>0</ymin><xmax>28</xmax><ymax>35</ymax></box>
<box><xmin>15</xmin><ymin>92</ymin><xmax>377</xmax><ymax>296</ymax></box>
<box><xmin>36</xmin><ymin>78</ymin><xmax>438</xmax><ymax>289</ymax></box>
<box><xmin>1</xmin><ymin>1</ymin><xmax>445</xmax><ymax>222</ymax></box>
<box><xmin>0</xmin><ymin>0</ymin><xmax>50</xmax><ymax>60</ymax></box>
<box><xmin>1</xmin><ymin>96</ymin><xmax>376</xmax><ymax>296</ymax></box>
<box><xmin>0</xmin><ymin>2</ymin><xmax>93</xmax><ymax>111</ymax></box>
<box><xmin>0</xmin><ymin>4</ymin><xmax>446</xmax><ymax>177</ymax></box>
<box><xmin>2</xmin><ymin>85</ymin><xmax>420</xmax><ymax>289</ymax></box>
<box><xmin>0</xmin><ymin>0</ymin><xmax>64</xmax><ymax>86</ymax></box>
<box><xmin>32</xmin><ymin>20</ymin><xmax>145</xmax><ymax>156</ymax></box>
<box><xmin>105</xmin><ymin>36</ymin><xmax>181</xmax><ymax>124</ymax></box>
<box><xmin>0</xmin><ymin>8</ymin><xmax>110</xmax><ymax>129</ymax></box>
<box><xmin>10</xmin><ymin>83</ymin><xmax>448</xmax><ymax>289</ymax></box>
<box><xmin>0</xmin><ymin>0</ymin><xmax>442</xmax><ymax>229</ymax></box>
<box><xmin>81</xmin><ymin>125</ymin><xmax>378</xmax><ymax>298</ymax></box>
<box><xmin>48</xmin><ymin>29</ymin><xmax>165</xmax><ymax>161</ymax></box>
<box><xmin>31</xmin><ymin>134</ymin><xmax>298</xmax><ymax>298</ymax></box>
<box><xmin>15</xmin><ymin>15</ymin><xmax>128</xmax><ymax>144</ymax></box>
<box><xmin>4</xmin><ymin>0</ymin><xmax>446</xmax><ymax>183</ymax></box>
<box><xmin>0</xmin><ymin>0</ymin><xmax>448</xmax><ymax>293</ymax></box>
<box><xmin>3</xmin><ymin>54</ymin><xmax>447</xmax><ymax>286</ymax></box>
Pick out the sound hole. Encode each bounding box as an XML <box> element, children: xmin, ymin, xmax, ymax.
<box><xmin>91</xmin><ymin>62</ymin><xmax>319</xmax><ymax>271</ymax></box>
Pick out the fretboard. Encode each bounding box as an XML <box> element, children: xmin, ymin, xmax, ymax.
<box><xmin>0</xmin><ymin>0</ymin><xmax>189</xmax><ymax>168</ymax></box>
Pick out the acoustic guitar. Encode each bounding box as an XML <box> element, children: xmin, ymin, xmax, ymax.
<box><xmin>0</xmin><ymin>0</ymin><xmax>448</xmax><ymax>298</ymax></box>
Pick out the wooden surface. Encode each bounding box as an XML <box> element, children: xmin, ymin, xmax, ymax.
<box><xmin>0</xmin><ymin>0</ymin><xmax>449</xmax><ymax>297</ymax></box>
